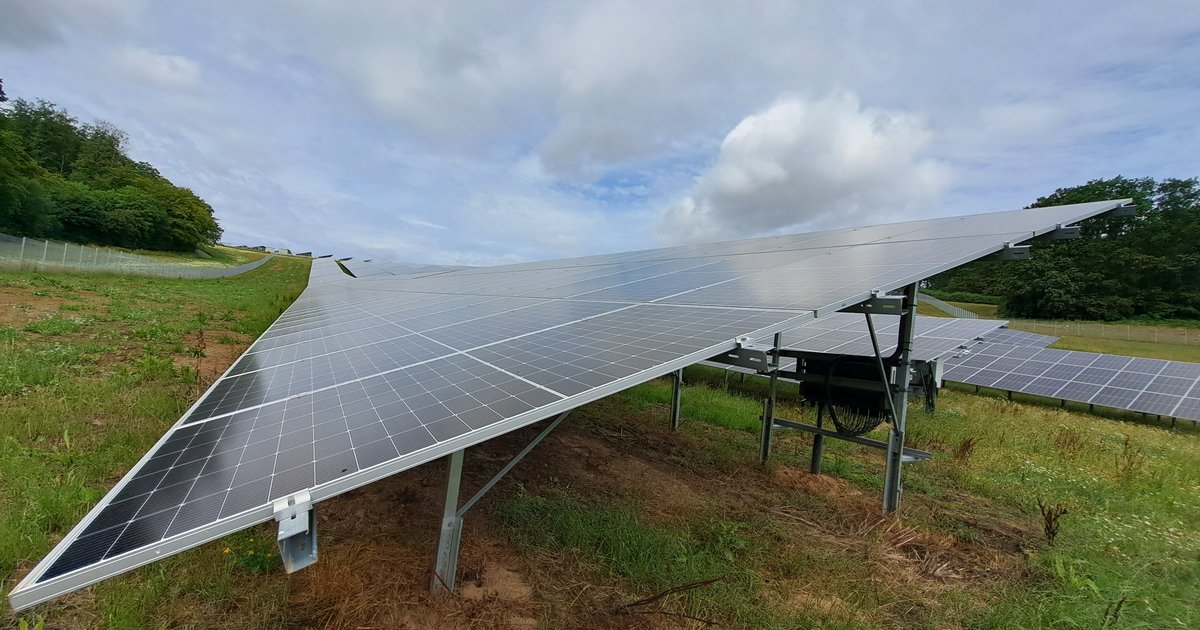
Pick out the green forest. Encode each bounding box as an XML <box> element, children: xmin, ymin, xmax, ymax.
<box><xmin>928</xmin><ymin>176</ymin><xmax>1200</xmax><ymax>321</ymax></box>
<box><xmin>0</xmin><ymin>96</ymin><xmax>221</xmax><ymax>251</ymax></box>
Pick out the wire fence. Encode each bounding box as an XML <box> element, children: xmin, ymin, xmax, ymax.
<box><xmin>917</xmin><ymin>292</ymin><xmax>979</xmax><ymax>319</ymax></box>
<box><xmin>1006</xmin><ymin>319</ymin><xmax>1198</xmax><ymax>346</ymax></box>
<box><xmin>0</xmin><ymin>232</ymin><xmax>274</xmax><ymax>279</ymax></box>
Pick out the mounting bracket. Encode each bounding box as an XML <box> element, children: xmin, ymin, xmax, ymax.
<box><xmin>274</xmin><ymin>491</ymin><xmax>317</xmax><ymax>573</ymax></box>
<box><xmin>1042</xmin><ymin>224</ymin><xmax>1082</xmax><ymax>241</ymax></box>
<box><xmin>984</xmin><ymin>242</ymin><xmax>1031</xmax><ymax>261</ymax></box>
<box><xmin>1106</xmin><ymin>203</ymin><xmax>1137</xmax><ymax>217</ymax></box>
<box><xmin>839</xmin><ymin>292</ymin><xmax>906</xmax><ymax>315</ymax></box>
<box><xmin>709</xmin><ymin>336</ymin><xmax>775</xmax><ymax>373</ymax></box>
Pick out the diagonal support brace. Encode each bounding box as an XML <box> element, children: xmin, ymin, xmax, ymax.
<box><xmin>432</xmin><ymin>411</ymin><xmax>572</xmax><ymax>594</ymax></box>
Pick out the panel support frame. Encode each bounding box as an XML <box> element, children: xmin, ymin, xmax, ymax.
<box><xmin>431</xmin><ymin>411</ymin><xmax>572</xmax><ymax>594</ymax></box>
<box><xmin>878</xmin><ymin>283</ymin><xmax>918</xmax><ymax>513</ymax></box>
<box><xmin>670</xmin><ymin>369</ymin><xmax>684</xmax><ymax>431</ymax></box>
<box><xmin>759</xmin><ymin>332</ymin><xmax>783</xmax><ymax>463</ymax></box>
<box><xmin>431</xmin><ymin>450</ymin><xmax>465</xmax><ymax>593</ymax></box>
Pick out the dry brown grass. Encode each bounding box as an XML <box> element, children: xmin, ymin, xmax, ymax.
<box><xmin>953</xmin><ymin>436</ymin><xmax>980</xmax><ymax>463</ymax></box>
<box><xmin>1054</xmin><ymin>427</ymin><xmax>1086</xmax><ymax>459</ymax></box>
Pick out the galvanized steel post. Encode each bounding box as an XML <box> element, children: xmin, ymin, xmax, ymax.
<box><xmin>431</xmin><ymin>450</ymin><xmax>465</xmax><ymax>594</ymax></box>
<box><xmin>882</xmin><ymin>283</ymin><xmax>918</xmax><ymax>513</ymax></box>
<box><xmin>760</xmin><ymin>332</ymin><xmax>783</xmax><ymax>463</ymax></box>
<box><xmin>670</xmin><ymin>369</ymin><xmax>683</xmax><ymax>430</ymax></box>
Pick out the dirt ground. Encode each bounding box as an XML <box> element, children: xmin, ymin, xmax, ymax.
<box><xmin>267</xmin><ymin>402</ymin><xmax>1033</xmax><ymax>629</ymax></box>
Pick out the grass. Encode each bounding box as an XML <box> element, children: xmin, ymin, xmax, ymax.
<box><xmin>0</xmin><ymin>258</ymin><xmax>308</xmax><ymax>629</ymax></box>
<box><xmin>914</xmin><ymin>392</ymin><xmax>1200</xmax><ymax>628</ymax></box>
<box><xmin>489</xmin><ymin>367</ymin><xmax>1199</xmax><ymax>628</ymax></box>
<box><xmin>124</xmin><ymin>244</ymin><xmax>267</xmax><ymax>268</ymax></box>
<box><xmin>916</xmin><ymin>301</ymin><xmax>950</xmax><ymax>317</ymax></box>
<box><xmin>949</xmin><ymin>300</ymin><xmax>1000</xmax><ymax>318</ymax></box>
<box><xmin>498</xmin><ymin>487</ymin><xmax>793</xmax><ymax>628</ymax></box>
<box><xmin>931</xmin><ymin>301</ymin><xmax>1200</xmax><ymax>360</ymax></box>
<box><xmin>1047</xmin><ymin>334</ymin><xmax>1200</xmax><ymax>363</ymax></box>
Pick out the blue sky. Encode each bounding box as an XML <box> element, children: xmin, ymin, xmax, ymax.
<box><xmin>2</xmin><ymin>1</ymin><xmax>1197</xmax><ymax>264</ymax></box>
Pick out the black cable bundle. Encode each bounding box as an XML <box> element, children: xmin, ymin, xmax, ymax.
<box><xmin>921</xmin><ymin>368</ymin><xmax>937</xmax><ymax>413</ymax></box>
<box><xmin>823</xmin><ymin>355</ymin><xmax>885</xmax><ymax>436</ymax></box>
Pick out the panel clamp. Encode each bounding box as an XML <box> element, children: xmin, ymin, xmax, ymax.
<box><xmin>840</xmin><ymin>291</ymin><xmax>907</xmax><ymax>315</ymax></box>
<box><xmin>1042</xmin><ymin>224</ymin><xmax>1082</xmax><ymax>241</ymax></box>
<box><xmin>984</xmin><ymin>242</ymin><xmax>1031</xmax><ymax>261</ymax></box>
<box><xmin>1105</xmin><ymin>202</ymin><xmax>1137</xmax><ymax>217</ymax></box>
<box><xmin>274</xmin><ymin>491</ymin><xmax>318</xmax><ymax>573</ymax></box>
<box><xmin>709</xmin><ymin>336</ymin><xmax>775</xmax><ymax>373</ymax></box>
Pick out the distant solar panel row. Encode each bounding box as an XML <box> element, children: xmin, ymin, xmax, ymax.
<box><xmin>975</xmin><ymin>328</ymin><xmax>1058</xmax><ymax>347</ymax></box>
<box><xmin>10</xmin><ymin>199</ymin><xmax>1129</xmax><ymax>611</ymax></box>
<box><xmin>753</xmin><ymin>313</ymin><xmax>1006</xmax><ymax>361</ymax></box>
<box><xmin>943</xmin><ymin>343</ymin><xmax>1200</xmax><ymax>420</ymax></box>
<box><xmin>340</xmin><ymin>259</ymin><xmax>467</xmax><ymax>278</ymax></box>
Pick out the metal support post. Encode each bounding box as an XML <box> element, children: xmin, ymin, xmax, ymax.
<box><xmin>760</xmin><ymin>332</ymin><xmax>782</xmax><ymax>463</ymax></box>
<box><xmin>670</xmin><ymin>369</ymin><xmax>683</xmax><ymax>430</ymax></box>
<box><xmin>432</xmin><ymin>411</ymin><xmax>571</xmax><ymax>594</ymax></box>
<box><xmin>810</xmin><ymin>404</ymin><xmax>825</xmax><ymax>474</ymax></box>
<box><xmin>879</xmin><ymin>283</ymin><xmax>918</xmax><ymax>513</ymax></box>
<box><xmin>19</xmin><ymin>237</ymin><xmax>26</xmax><ymax>263</ymax></box>
<box><xmin>431</xmin><ymin>450</ymin><xmax>465</xmax><ymax>594</ymax></box>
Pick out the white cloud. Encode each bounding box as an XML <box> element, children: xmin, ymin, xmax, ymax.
<box><xmin>660</xmin><ymin>92</ymin><xmax>950</xmax><ymax>244</ymax></box>
<box><xmin>112</xmin><ymin>46</ymin><xmax>200</xmax><ymax>90</ymax></box>
<box><xmin>4</xmin><ymin>0</ymin><xmax>1197</xmax><ymax>263</ymax></box>
<box><xmin>0</xmin><ymin>0</ymin><xmax>144</xmax><ymax>48</ymax></box>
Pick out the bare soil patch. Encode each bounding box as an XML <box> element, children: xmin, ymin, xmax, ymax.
<box><xmin>0</xmin><ymin>289</ymin><xmax>75</xmax><ymax>326</ymax></box>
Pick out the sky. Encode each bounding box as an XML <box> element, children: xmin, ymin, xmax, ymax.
<box><xmin>2</xmin><ymin>1</ymin><xmax>1197</xmax><ymax>265</ymax></box>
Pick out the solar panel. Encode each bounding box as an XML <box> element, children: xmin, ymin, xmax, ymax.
<box><xmin>9</xmin><ymin>199</ymin><xmax>1129</xmax><ymax>611</ymax></box>
<box><xmin>739</xmin><ymin>312</ymin><xmax>1005</xmax><ymax>362</ymax></box>
<box><xmin>943</xmin><ymin>342</ymin><xmax>1200</xmax><ymax>422</ymax></box>
<box><xmin>976</xmin><ymin>328</ymin><xmax>1058</xmax><ymax>347</ymax></box>
<box><xmin>339</xmin><ymin>259</ymin><xmax>469</xmax><ymax>278</ymax></box>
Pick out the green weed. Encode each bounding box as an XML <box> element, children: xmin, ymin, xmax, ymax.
<box><xmin>23</xmin><ymin>316</ymin><xmax>84</xmax><ymax>335</ymax></box>
<box><xmin>223</xmin><ymin>527</ymin><xmax>281</xmax><ymax>575</ymax></box>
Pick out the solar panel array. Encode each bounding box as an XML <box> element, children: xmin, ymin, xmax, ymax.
<box><xmin>340</xmin><ymin>259</ymin><xmax>468</xmax><ymax>278</ymax></box>
<box><xmin>943</xmin><ymin>343</ymin><xmax>1200</xmax><ymax>421</ymax></box>
<box><xmin>974</xmin><ymin>328</ymin><xmax>1058</xmax><ymax>347</ymax></box>
<box><xmin>9</xmin><ymin>199</ymin><xmax>1128</xmax><ymax>611</ymax></box>
<box><xmin>758</xmin><ymin>313</ymin><xmax>1005</xmax><ymax>362</ymax></box>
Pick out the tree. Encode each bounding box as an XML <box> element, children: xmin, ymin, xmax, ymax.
<box><xmin>929</xmin><ymin>176</ymin><xmax>1200</xmax><ymax>320</ymax></box>
<box><xmin>3</xmin><ymin>99</ymin><xmax>83</xmax><ymax>176</ymax></box>
<box><xmin>0</xmin><ymin>131</ymin><xmax>55</xmax><ymax>236</ymax></box>
<box><xmin>70</xmin><ymin>122</ymin><xmax>140</xmax><ymax>190</ymax></box>
<box><xmin>0</xmin><ymin>95</ymin><xmax>225</xmax><ymax>251</ymax></box>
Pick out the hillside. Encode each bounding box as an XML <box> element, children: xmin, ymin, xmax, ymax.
<box><xmin>0</xmin><ymin>98</ymin><xmax>221</xmax><ymax>251</ymax></box>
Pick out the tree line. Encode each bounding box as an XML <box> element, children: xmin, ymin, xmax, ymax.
<box><xmin>0</xmin><ymin>95</ymin><xmax>222</xmax><ymax>251</ymax></box>
<box><xmin>928</xmin><ymin>176</ymin><xmax>1200</xmax><ymax>321</ymax></box>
